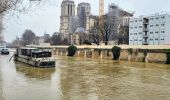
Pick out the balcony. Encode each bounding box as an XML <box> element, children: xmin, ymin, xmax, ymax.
<box><xmin>143</xmin><ymin>28</ymin><xmax>149</xmax><ymax>32</ymax></box>
<box><xmin>143</xmin><ymin>18</ymin><xmax>149</xmax><ymax>24</ymax></box>
<box><xmin>143</xmin><ymin>21</ymin><xmax>149</xmax><ymax>24</ymax></box>
<box><xmin>143</xmin><ymin>34</ymin><xmax>149</xmax><ymax>38</ymax></box>
<box><xmin>142</xmin><ymin>41</ymin><xmax>149</xmax><ymax>45</ymax></box>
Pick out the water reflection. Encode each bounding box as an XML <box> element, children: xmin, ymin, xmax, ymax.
<box><xmin>15</xmin><ymin>62</ymin><xmax>56</xmax><ymax>80</ymax></box>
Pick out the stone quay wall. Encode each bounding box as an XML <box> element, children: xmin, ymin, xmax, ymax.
<box><xmin>53</xmin><ymin>48</ymin><xmax>167</xmax><ymax>64</ymax></box>
<box><xmin>27</xmin><ymin>45</ymin><xmax>170</xmax><ymax>64</ymax></box>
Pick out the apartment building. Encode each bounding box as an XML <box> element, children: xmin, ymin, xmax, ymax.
<box><xmin>129</xmin><ymin>13</ymin><xmax>170</xmax><ymax>45</ymax></box>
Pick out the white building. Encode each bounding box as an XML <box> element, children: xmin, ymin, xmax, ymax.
<box><xmin>129</xmin><ymin>13</ymin><xmax>170</xmax><ymax>45</ymax></box>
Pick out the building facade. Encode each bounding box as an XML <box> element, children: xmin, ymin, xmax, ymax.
<box><xmin>68</xmin><ymin>16</ymin><xmax>79</xmax><ymax>33</ymax></box>
<box><xmin>107</xmin><ymin>3</ymin><xmax>133</xmax><ymax>44</ymax></box>
<box><xmin>129</xmin><ymin>13</ymin><xmax>170</xmax><ymax>45</ymax></box>
<box><xmin>60</xmin><ymin>0</ymin><xmax>75</xmax><ymax>39</ymax></box>
<box><xmin>77</xmin><ymin>2</ymin><xmax>91</xmax><ymax>31</ymax></box>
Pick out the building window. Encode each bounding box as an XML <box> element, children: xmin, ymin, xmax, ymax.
<box><xmin>150</xmin><ymin>18</ymin><xmax>154</xmax><ymax>20</ymax></box>
<box><xmin>134</xmin><ymin>33</ymin><xmax>138</xmax><ymax>35</ymax></box>
<box><xmin>150</xmin><ymin>32</ymin><xmax>153</xmax><ymax>34</ymax></box>
<box><xmin>161</xmin><ymin>23</ymin><xmax>165</xmax><ymax>26</ymax></box>
<box><xmin>135</xmin><ymin>20</ymin><xmax>137</xmax><ymax>22</ymax></box>
<box><xmin>156</xmin><ymin>17</ymin><xmax>159</xmax><ymax>20</ymax></box>
<box><xmin>155</xmin><ymin>24</ymin><xmax>159</xmax><ymax>27</ymax></box>
<box><xmin>155</xmin><ymin>38</ymin><xmax>159</xmax><ymax>40</ymax></box>
<box><xmin>139</xmin><ymin>19</ymin><xmax>142</xmax><ymax>21</ymax></box>
<box><xmin>150</xmin><ymin>39</ymin><xmax>153</xmax><ymax>41</ymax></box>
<box><xmin>130</xmin><ymin>33</ymin><xmax>133</xmax><ymax>35</ymax></box>
<box><xmin>161</xmin><ymin>30</ymin><xmax>165</xmax><ymax>33</ymax></box>
<box><xmin>130</xmin><ymin>21</ymin><xmax>133</xmax><ymax>23</ymax></box>
<box><xmin>134</xmin><ymin>26</ymin><xmax>137</xmax><ymax>29</ymax></box>
<box><xmin>139</xmin><ymin>32</ymin><xmax>142</xmax><ymax>34</ymax></box>
<box><xmin>150</xmin><ymin>25</ymin><xmax>153</xmax><ymax>27</ymax></box>
<box><xmin>161</xmin><ymin>16</ymin><xmax>165</xmax><ymax>19</ymax></box>
<box><xmin>139</xmin><ymin>26</ymin><xmax>142</xmax><ymax>28</ymax></box>
<box><xmin>155</xmin><ymin>31</ymin><xmax>159</xmax><ymax>33</ymax></box>
<box><xmin>130</xmin><ymin>27</ymin><xmax>133</xmax><ymax>29</ymax></box>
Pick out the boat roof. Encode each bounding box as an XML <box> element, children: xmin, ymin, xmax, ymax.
<box><xmin>19</xmin><ymin>47</ymin><xmax>38</xmax><ymax>50</ymax></box>
<box><xmin>18</xmin><ymin>47</ymin><xmax>52</xmax><ymax>51</ymax></box>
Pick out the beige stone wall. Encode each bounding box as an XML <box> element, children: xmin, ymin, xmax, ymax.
<box><xmin>53</xmin><ymin>48</ymin><xmax>168</xmax><ymax>64</ymax></box>
<box><xmin>74</xmin><ymin>50</ymin><xmax>85</xmax><ymax>57</ymax></box>
<box><xmin>93</xmin><ymin>50</ymin><xmax>101</xmax><ymax>59</ymax></box>
<box><xmin>119</xmin><ymin>50</ymin><xmax>129</xmax><ymax>60</ymax></box>
<box><xmin>137</xmin><ymin>53</ymin><xmax>145</xmax><ymax>62</ymax></box>
<box><xmin>148</xmin><ymin>53</ymin><xmax>167</xmax><ymax>63</ymax></box>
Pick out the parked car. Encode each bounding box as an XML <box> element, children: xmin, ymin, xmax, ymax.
<box><xmin>1</xmin><ymin>48</ymin><xmax>9</xmax><ymax>55</ymax></box>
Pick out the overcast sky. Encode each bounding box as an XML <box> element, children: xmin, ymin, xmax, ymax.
<box><xmin>3</xmin><ymin>0</ymin><xmax>170</xmax><ymax>42</ymax></box>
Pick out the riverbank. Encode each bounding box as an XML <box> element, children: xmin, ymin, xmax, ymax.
<box><xmin>27</xmin><ymin>45</ymin><xmax>170</xmax><ymax>64</ymax></box>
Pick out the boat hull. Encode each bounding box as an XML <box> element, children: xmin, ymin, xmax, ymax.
<box><xmin>14</xmin><ymin>56</ymin><xmax>56</xmax><ymax>68</ymax></box>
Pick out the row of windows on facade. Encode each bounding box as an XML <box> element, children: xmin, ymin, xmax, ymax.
<box><xmin>130</xmin><ymin>30</ymin><xmax>165</xmax><ymax>35</ymax></box>
<box><xmin>130</xmin><ymin>16</ymin><xmax>165</xmax><ymax>23</ymax></box>
<box><xmin>130</xmin><ymin>38</ymin><xmax>164</xmax><ymax>42</ymax></box>
<box><xmin>149</xmin><ymin>23</ymin><xmax>165</xmax><ymax>27</ymax></box>
<box><xmin>130</xmin><ymin>23</ymin><xmax>165</xmax><ymax>29</ymax></box>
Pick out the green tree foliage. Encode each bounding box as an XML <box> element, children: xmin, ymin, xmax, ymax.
<box><xmin>67</xmin><ymin>45</ymin><xmax>77</xmax><ymax>56</ymax></box>
<box><xmin>112</xmin><ymin>46</ymin><xmax>121</xmax><ymax>60</ymax></box>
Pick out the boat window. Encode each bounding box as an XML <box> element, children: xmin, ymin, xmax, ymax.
<box><xmin>32</xmin><ymin>52</ymin><xmax>52</xmax><ymax>58</ymax></box>
<box><xmin>21</xmin><ymin>49</ymin><xmax>31</xmax><ymax>57</ymax></box>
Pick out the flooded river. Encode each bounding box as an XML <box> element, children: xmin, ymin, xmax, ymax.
<box><xmin>0</xmin><ymin>53</ymin><xmax>170</xmax><ymax>100</ymax></box>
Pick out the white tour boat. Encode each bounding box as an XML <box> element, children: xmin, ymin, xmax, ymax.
<box><xmin>14</xmin><ymin>47</ymin><xmax>55</xmax><ymax>68</ymax></box>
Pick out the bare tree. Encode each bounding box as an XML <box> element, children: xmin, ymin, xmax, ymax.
<box><xmin>99</xmin><ymin>20</ymin><xmax>115</xmax><ymax>45</ymax></box>
<box><xmin>0</xmin><ymin>0</ymin><xmax>24</xmax><ymax>14</ymax></box>
<box><xmin>90</xmin><ymin>19</ymin><xmax>116</xmax><ymax>45</ymax></box>
<box><xmin>0</xmin><ymin>14</ymin><xmax>4</xmax><ymax>45</ymax></box>
<box><xmin>22</xmin><ymin>29</ymin><xmax>36</xmax><ymax>46</ymax></box>
<box><xmin>118</xmin><ymin>25</ymin><xmax>129</xmax><ymax>44</ymax></box>
<box><xmin>43</xmin><ymin>33</ymin><xmax>51</xmax><ymax>43</ymax></box>
<box><xmin>0</xmin><ymin>0</ymin><xmax>46</xmax><ymax>15</ymax></box>
<box><xmin>90</xmin><ymin>25</ymin><xmax>100</xmax><ymax>45</ymax></box>
<box><xmin>50</xmin><ymin>32</ymin><xmax>69</xmax><ymax>45</ymax></box>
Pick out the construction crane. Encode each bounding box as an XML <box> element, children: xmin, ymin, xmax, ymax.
<box><xmin>98</xmin><ymin>0</ymin><xmax>104</xmax><ymax>44</ymax></box>
<box><xmin>99</xmin><ymin>0</ymin><xmax>104</xmax><ymax>25</ymax></box>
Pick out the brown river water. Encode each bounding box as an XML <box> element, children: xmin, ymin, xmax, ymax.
<box><xmin>0</xmin><ymin>53</ymin><xmax>170</xmax><ymax>100</ymax></box>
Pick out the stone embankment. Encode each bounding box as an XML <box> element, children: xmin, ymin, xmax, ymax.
<box><xmin>27</xmin><ymin>45</ymin><xmax>170</xmax><ymax>64</ymax></box>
